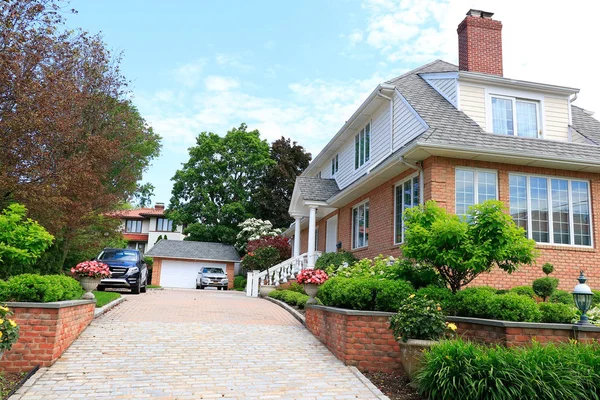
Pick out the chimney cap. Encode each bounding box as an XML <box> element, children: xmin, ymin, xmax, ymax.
<box><xmin>466</xmin><ymin>9</ymin><xmax>494</xmax><ymax>18</ymax></box>
<box><xmin>154</xmin><ymin>202</ymin><xmax>165</xmax><ymax>209</ymax></box>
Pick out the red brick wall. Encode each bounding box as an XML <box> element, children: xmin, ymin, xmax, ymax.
<box><xmin>1</xmin><ymin>301</ymin><xmax>95</xmax><ymax>372</ymax></box>
<box><xmin>305</xmin><ymin>306</ymin><xmax>403</xmax><ymax>373</ymax></box>
<box><xmin>457</xmin><ymin>14</ymin><xmax>503</xmax><ymax>76</ymax></box>
<box><xmin>151</xmin><ymin>258</ymin><xmax>162</xmax><ymax>286</ymax></box>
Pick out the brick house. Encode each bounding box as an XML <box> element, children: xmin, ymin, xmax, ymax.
<box><xmin>285</xmin><ymin>9</ymin><xmax>600</xmax><ymax>290</ymax></box>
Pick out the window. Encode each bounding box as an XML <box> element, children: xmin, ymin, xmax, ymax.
<box><xmin>331</xmin><ymin>154</ymin><xmax>339</xmax><ymax>176</ymax></box>
<box><xmin>509</xmin><ymin>174</ymin><xmax>592</xmax><ymax>246</ymax></box>
<box><xmin>354</xmin><ymin>122</ymin><xmax>371</xmax><ymax>169</ymax></box>
<box><xmin>455</xmin><ymin>169</ymin><xmax>497</xmax><ymax>217</ymax></box>
<box><xmin>315</xmin><ymin>228</ymin><xmax>319</xmax><ymax>251</ymax></box>
<box><xmin>352</xmin><ymin>201</ymin><xmax>369</xmax><ymax>249</ymax></box>
<box><xmin>395</xmin><ymin>175</ymin><xmax>420</xmax><ymax>244</ymax></box>
<box><xmin>491</xmin><ymin>96</ymin><xmax>540</xmax><ymax>138</ymax></box>
<box><xmin>156</xmin><ymin>218</ymin><xmax>174</xmax><ymax>232</ymax></box>
<box><xmin>125</xmin><ymin>220</ymin><xmax>142</xmax><ymax>233</ymax></box>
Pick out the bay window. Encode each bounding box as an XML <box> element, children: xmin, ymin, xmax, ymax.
<box><xmin>354</xmin><ymin>122</ymin><xmax>371</xmax><ymax>169</ymax></box>
<box><xmin>352</xmin><ymin>201</ymin><xmax>369</xmax><ymax>249</ymax></box>
<box><xmin>395</xmin><ymin>175</ymin><xmax>420</xmax><ymax>244</ymax></box>
<box><xmin>455</xmin><ymin>169</ymin><xmax>498</xmax><ymax>217</ymax></box>
<box><xmin>491</xmin><ymin>95</ymin><xmax>540</xmax><ymax>138</ymax></box>
<box><xmin>509</xmin><ymin>174</ymin><xmax>592</xmax><ymax>246</ymax></box>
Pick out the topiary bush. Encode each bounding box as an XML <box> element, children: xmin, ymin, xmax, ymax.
<box><xmin>233</xmin><ymin>275</ymin><xmax>247</xmax><ymax>291</ymax></box>
<box><xmin>542</xmin><ymin>262</ymin><xmax>554</xmax><ymax>276</ymax></box>
<box><xmin>533</xmin><ymin>277</ymin><xmax>559</xmax><ymax>301</ymax></box>
<box><xmin>315</xmin><ymin>251</ymin><xmax>357</xmax><ymax>273</ymax></box>
<box><xmin>416</xmin><ymin>285</ymin><xmax>455</xmax><ymax>314</ymax></box>
<box><xmin>490</xmin><ymin>293</ymin><xmax>541</xmax><ymax>322</ymax></box>
<box><xmin>550</xmin><ymin>289</ymin><xmax>573</xmax><ymax>305</ymax></box>
<box><xmin>509</xmin><ymin>285</ymin><xmax>537</xmax><ymax>299</ymax></box>
<box><xmin>538</xmin><ymin>302</ymin><xmax>578</xmax><ymax>324</ymax></box>
<box><xmin>0</xmin><ymin>274</ymin><xmax>83</xmax><ymax>302</ymax></box>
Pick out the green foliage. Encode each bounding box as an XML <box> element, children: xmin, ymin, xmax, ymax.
<box><xmin>317</xmin><ymin>277</ymin><xmax>414</xmax><ymax>312</ymax></box>
<box><xmin>0</xmin><ymin>274</ymin><xmax>83</xmax><ymax>303</ymax></box>
<box><xmin>454</xmin><ymin>287</ymin><xmax>498</xmax><ymax>319</ymax></box>
<box><xmin>542</xmin><ymin>262</ymin><xmax>554</xmax><ymax>276</ymax></box>
<box><xmin>550</xmin><ymin>289</ymin><xmax>573</xmax><ymax>305</ymax></box>
<box><xmin>235</xmin><ymin>218</ymin><xmax>283</xmax><ymax>254</ymax></box>
<box><xmin>539</xmin><ymin>302</ymin><xmax>578</xmax><ymax>323</ymax></box>
<box><xmin>168</xmin><ymin>124</ymin><xmax>274</xmax><ymax>244</ymax></box>
<box><xmin>268</xmin><ymin>289</ymin><xmax>310</xmax><ymax>309</ymax></box>
<box><xmin>285</xmin><ymin>282</ymin><xmax>306</xmax><ymax>294</ymax></box>
<box><xmin>402</xmin><ymin>200</ymin><xmax>537</xmax><ymax>293</ymax></box>
<box><xmin>0</xmin><ymin>305</ymin><xmax>19</xmax><ymax>352</ymax></box>
<box><xmin>241</xmin><ymin>246</ymin><xmax>280</xmax><ymax>273</ymax></box>
<box><xmin>132</xmin><ymin>183</ymin><xmax>155</xmax><ymax>208</ymax></box>
<box><xmin>389</xmin><ymin>295</ymin><xmax>448</xmax><ymax>342</ymax></box>
<box><xmin>416</xmin><ymin>340</ymin><xmax>600</xmax><ymax>400</ymax></box>
<box><xmin>233</xmin><ymin>275</ymin><xmax>247</xmax><ymax>291</ymax></box>
<box><xmin>144</xmin><ymin>256</ymin><xmax>154</xmax><ymax>268</ymax></box>
<box><xmin>0</xmin><ymin>204</ymin><xmax>54</xmax><ymax>279</ymax></box>
<box><xmin>509</xmin><ymin>285</ymin><xmax>537</xmax><ymax>299</ymax></box>
<box><xmin>315</xmin><ymin>251</ymin><xmax>358</xmax><ymax>273</ymax></box>
<box><xmin>386</xmin><ymin>259</ymin><xmax>444</xmax><ymax>289</ymax></box>
<box><xmin>593</xmin><ymin>290</ymin><xmax>600</xmax><ymax>308</ymax></box>
<box><xmin>491</xmin><ymin>293</ymin><xmax>541</xmax><ymax>322</ymax></box>
<box><xmin>532</xmin><ymin>277</ymin><xmax>559</xmax><ymax>301</ymax></box>
<box><xmin>93</xmin><ymin>291</ymin><xmax>121</xmax><ymax>308</ymax></box>
<box><xmin>416</xmin><ymin>286</ymin><xmax>455</xmax><ymax>314</ymax></box>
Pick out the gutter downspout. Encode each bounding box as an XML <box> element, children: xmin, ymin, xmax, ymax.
<box><xmin>400</xmin><ymin>156</ymin><xmax>424</xmax><ymax>205</ymax></box>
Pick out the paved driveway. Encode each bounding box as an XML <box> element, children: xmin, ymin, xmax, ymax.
<box><xmin>14</xmin><ymin>289</ymin><xmax>386</xmax><ymax>399</ymax></box>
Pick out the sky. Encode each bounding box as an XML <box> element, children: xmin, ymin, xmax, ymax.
<box><xmin>67</xmin><ymin>0</ymin><xmax>600</xmax><ymax>205</ymax></box>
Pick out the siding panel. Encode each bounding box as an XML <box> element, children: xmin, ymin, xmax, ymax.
<box><xmin>424</xmin><ymin>77</ymin><xmax>457</xmax><ymax>106</ymax></box>
<box><xmin>393</xmin><ymin>91</ymin><xmax>427</xmax><ymax>151</ymax></box>
<box><xmin>459</xmin><ymin>84</ymin><xmax>486</xmax><ymax>131</ymax></box>
<box><xmin>544</xmin><ymin>96</ymin><xmax>569</xmax><ymax>142</ymax></box>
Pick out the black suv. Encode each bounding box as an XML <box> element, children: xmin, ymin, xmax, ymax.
<box><xmin>95</xmin><ymin>248</ymin><xmax>148</xmax><ymax>294</ymax></box>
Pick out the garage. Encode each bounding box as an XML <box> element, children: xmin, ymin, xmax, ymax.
<box><xmin>145</xmin><ymin>240</ymin><xmax>241</xmax><ymax>289</ymax></box>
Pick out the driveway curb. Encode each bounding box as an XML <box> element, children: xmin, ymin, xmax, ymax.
<box><xmin>264</xmin><ymin>296</ymin><xmax>306</xmax><ymax>325</ymax></box>
<box><xmin>349</xmin><ymin>366</ymin><xmax>391</xmax><ymax>399</ymax></box>
<box><xmin>94</xmin><ymin>296</ymin><xmax>126</xmax><ymax>318</ymax></box>
<box><xmin>9</xmin><ymin>367</ymin><xmax>48</xmax><ymax>399</ymax></box>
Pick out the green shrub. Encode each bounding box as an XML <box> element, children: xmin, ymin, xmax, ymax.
<box><xmin>454</xmin><ymin>287</ymin><xmax>498</xmax><ymax>319</ymax></box>
<box><xmin>268</xmin><ymin>290</ymin><xmax>284</xmax><ymax>300</ymax></box>
<box><xmin>268</xmin><ymin>290</ymin><xmax>310</xmax><ymax>309</ymax></box>
<box><xmin>539</xmin><ymin>302</ymin><xmax>578</xmax><ymax>324</ymax></box>
<box><xmin>0</xmin><ymin>280</ymin><xmax>9</xmax><ymax>301</ymax></box>
<box><xmin>416</xmin><ymin>339</ymin><xmax>600</xmax><ymax>400</ymax></box>
<box><xmin>490</xmin><ymin>293</ymin><xmax>541</xmax><ymax>322</ymax></box>
<box><xmin>233</xmin><ymin>275</ymin><xmax>247</xmax><ymax>290</ymax></box>
<box><xmin>533</xmin><ymin>277</ymin><xmax>559</xmax><ymax>301</ymax></box>
<box><xmin>387</xmin><ymin>259</ymin><xmax>444</xmax><ymax>289</ymax></box>
<box><xmin>593</xmin><ymin>290</ymin><xmax>600</xmax><ymax>308</ymax></box>
<box><xmin>286</xmin><ymin>282</ymin><xmax>306</xmax><ymax>294</ymax></box>
<box><xmin>318</xmin><ymin>277</ymin><xmax>414</xmax><ymax>312</ymax></box>
<box><xmin>390</xmin><ymin>295</ymin><xmax>449</xmax><ymax>342</ymax></box>
<box><xmin>416</xmin><ymin>286</ymin><xmax>455</xmax><ymax>314</ymax></box>
<box><xmin>542</xmin><ymin>262</ymin><xmax>554</xmax><ymax>276</ymax></box>
<box><xmin>315</xmin><ymin>251</ymin><xmax>357</xmax><ymax>273</ymax></box>
<box><xmin>509</xmin><ymin>285</ymin><xmax>537</xmax><ymax>299</ymax></box>
<box><xmin>1</xmin><ymin>274</ymin><xmax>82</xmax><ymax>302</ymax></box>
<box><xmin>550</xmin><ymin>289</ymin><xmax>573</xmax><ymax>305</ymax></box>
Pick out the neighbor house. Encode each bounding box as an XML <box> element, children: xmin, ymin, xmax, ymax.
<box><xmin>285</xmin><ymin>9</ymin><xmax>600</xmax><ymax>289</ymax></box>
<box><xmin>111</xmin><ymin>202</ymin><xmax>186</xmax><ymax>254</ymax></box>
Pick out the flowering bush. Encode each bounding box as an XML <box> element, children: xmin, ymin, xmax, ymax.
<box><xmin>296</xmin><ymin>269</ymin><xmax>329</xmax><ymax>285</ymax></box>
<box><xmin>71</xmin><ymin>261</ymin><xmax>111</xmax><ymax>279</ymax></box>
<box><xmin>0</xmin><ymin>305</ymin><xmax>19</xmax><ymax>352</ymax></box>
<box><xmin>247</xmin><ymin>235</ymin><xmax>291</xmax><ymax>263</ymax></box>
<box><xmin>235</xmin><ymin>218</ymin><xmax>283</xmax><ymax>253</ymax></box>
<box><xmin>241</xmin><ymin>246</ymin><xmax>280</xmax><ymax>274</ymax></box>
<box><xmin>389</xmin><ymin>294</ymin><xmax>455</xmax><ymax>342</ymax></box>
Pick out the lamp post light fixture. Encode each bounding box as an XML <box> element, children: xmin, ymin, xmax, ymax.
<box><xmin>572</xmin><ymin>270</ymin><xmax>594</xmax><ymax>325</ymax></box>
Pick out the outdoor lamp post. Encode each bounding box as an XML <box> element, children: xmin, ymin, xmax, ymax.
<box><xmin>573</xmin><ymin>270</ymin><xmax>594</xmax><ymax>325</ymax></box>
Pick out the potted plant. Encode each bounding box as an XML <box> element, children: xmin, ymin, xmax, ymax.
<box><xmin>71</xmin><ymin>261</ymin><xmax>112</xmax><ymax>299</ymax></box>
<box><xmin>296</xmin><ymin>268</ymin><xmax>329</xmax><ymax>304</ymax></box>
<box><xmin>0</xmin><ymin>305</ymin><xmax>19</xmax><ymax>360</ymax></box>
<box><xmin>389</xmin><ymin>294</ymin><xmax>456</xmax><ymax>385</ymax></box>
<box><xmin>241</xmin><ymin>246</ymin><xmax>281</xmax><ymax>297</ymax></box>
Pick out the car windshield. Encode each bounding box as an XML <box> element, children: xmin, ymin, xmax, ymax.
<box><xmin>202</xmin><ymin>268</ymin><xmax>224</xmax><ymax>274</ymax></box>
<box><xmin>98</xmin><ymin>250</ymin><xmax>138</xmax><ymax>262</ymax></box>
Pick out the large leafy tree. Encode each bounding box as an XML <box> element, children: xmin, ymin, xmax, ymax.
<box><xmin>0</xmin><ymin>0</ymin><xmax>161</xmax><ymax>269</ymax></box>
<box><xmin>402</xmin><ymin>200</ymin><xmax>537</xmax><ymax>293</ymax></box>
<box><xmin>254</xmin><ymin>137</ymin><xmax>312</xmax><ymax>229</ymax></box>
<box><xmin>169</xmin><ymin>124</ymin><xmax>273</xmax><ymax>244</ymax></box>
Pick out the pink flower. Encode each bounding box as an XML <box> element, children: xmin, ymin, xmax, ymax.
<box><xmin>296</xmin><ymin>269</ymin><xmax>329</xmax><ymax>285</ymax></box>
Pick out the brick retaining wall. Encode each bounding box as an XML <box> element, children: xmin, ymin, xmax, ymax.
<box><xmin>0</xmin><ymin>300</ymin><xmax>95</xmax><ymax>372</ymax></box>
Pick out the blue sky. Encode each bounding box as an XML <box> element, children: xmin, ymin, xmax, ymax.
<box><xmin>67</xmin><ymin>0</ymin><xmax>600</xmax><ymax>205</ymax></box>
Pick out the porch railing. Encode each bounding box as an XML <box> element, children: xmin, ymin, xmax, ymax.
<box><xmin>245</xmin><ymin>252</ymin><xmax>322</xmax><ymax>297</ymax></box>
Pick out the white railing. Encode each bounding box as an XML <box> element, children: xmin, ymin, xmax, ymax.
<box><xmin>246</xmin><ymin>252</ymin><xmax>322</xmax><ymax>297</ymax></box>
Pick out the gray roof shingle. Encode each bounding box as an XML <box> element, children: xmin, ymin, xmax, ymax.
<box><xmin>572</xmin><ymin>105</ymin><xmax>600</xmax><ymax>145</ymax></box>
<box><xmin>145</xmin><ymin>240</ymin><xmax>241</xmax><ymax>262</ymax></box>
<box><xmin>296</xmin><ymin>176</ymin><xmax>340</xmax><ymax>201</ymax></box>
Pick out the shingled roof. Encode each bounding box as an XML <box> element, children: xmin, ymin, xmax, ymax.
<box><xmin>296</xmin><ymin>176</ymin><xmax>340</xmax><ymax>201</ymax></box>
<box><xmin>145</xmin><ymin>240</ymin><xmax>240</xmax><ymax>262</ymax></box>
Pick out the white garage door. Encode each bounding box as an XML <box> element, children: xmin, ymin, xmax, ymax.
<box><xmin>160</xmin><ymin>260</ymin><xmax>227</xmax><ymax>289</ymax></box>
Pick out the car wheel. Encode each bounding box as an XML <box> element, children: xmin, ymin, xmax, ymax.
<box><xmin>196</xmin><ymin>284</ymin><xmax>200</xmax><ymax>289</ymax></box>
<box><xmin>200</xmin><ymin>285</ymin><xmax>205</xmax><ymax>290</ymax></box>
<box><xmin>222</xmin><ymin>287</ymin><xmax>227</xmax><ymax>291</ymax></box>
<box><xmin>131</xmin><ymin>281</ymin><xmax>141</xmax><ymax>295</ymax></box>
<box><xmin>140</xmin><ymin>279</ymin><xmax>147</xmax><ymax>293</ymax></box>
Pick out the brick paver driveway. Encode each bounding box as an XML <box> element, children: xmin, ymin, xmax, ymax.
<box><xmin>14</xmin><ymin>289</ymin><xmax>386</xmax><ymax>399</ymax></box>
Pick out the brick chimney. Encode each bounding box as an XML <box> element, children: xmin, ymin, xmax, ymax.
<box><xmin>457</xmin><ymin>9</ymin><xmax>503</xmax><ymax>76</ymax></box>
<box><xmin>154</xmin><ymin>202</ymin><xmax>165</xmax><ymax>210</ymax></box>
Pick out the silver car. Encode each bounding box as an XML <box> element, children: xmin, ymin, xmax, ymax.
<box><xmin>196</xmin><ymin>267</ymin><xmax>228</xmax><ymax>290</ymax></box>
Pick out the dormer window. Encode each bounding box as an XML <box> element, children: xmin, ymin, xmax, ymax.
<box><xmin>354</xmin><ymin>122</ymin><xmax>371</xmax><ymax>169</ymax></box>
<box><xmin>491</xmin><ymin>96</ymin><xmax>540</xmax><ymax>138</ymax></box>
<box><xmin>331</xmin><ymin>154</ymin><xmax>339</xmax><ymax>176</ymax></box>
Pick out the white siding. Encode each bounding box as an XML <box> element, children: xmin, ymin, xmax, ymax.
<box><xmin>424</xmin><ymin>77</ymin><xmax>457</xmax><ymax>106</ymax></box>
<box><xmin>393</xmin><ymin>91</ymin><xmax>427</xmax><ymax>151</ymax></box>
<box><xmin>459</xmin><ymin>83</ymin><xmax>487</xmax><ymax>130</ymax></box>
<box><xmin>544</xmin><ymin>96</ymin><xmax>570</xmax><ymax>141</ymax></box>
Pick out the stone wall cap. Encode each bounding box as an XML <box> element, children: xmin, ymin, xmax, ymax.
<box><xmin>447</xmin><ymin>316</ymin><xmax>600</xmax><ymax>332</ymax></box>
<box><xmin>7</xmin><ymin>299</ymin><xmax>96</xmax><ymax>309</ymax></box>
<box><xmin>307</xmin><ymin>304</ymin><xmax>396</xmax><ymax>317</ymax></box>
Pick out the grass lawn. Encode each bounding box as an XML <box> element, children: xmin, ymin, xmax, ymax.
<box><xmin>93</xmin><ymin>291</ymin><xmax>121</xmax><ymax>308</ymax></box>
<box><xmin>147</xmin><ymin>285</ymin><xmax>162</xmax><ymax>289</ymax></box>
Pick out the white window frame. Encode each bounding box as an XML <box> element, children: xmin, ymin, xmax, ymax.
<box><xmin>315</xmin><ymin>228</ymin><xmax>319</xmax><ymax>251</ymax></box>
<box><xmin>455</xmin><ymin>167</ymin><xmax>499</xmax><ymax>217</ymax></box>
<box><xmin>485</xmin><ymin>86</ymin><xmax>545</xmax><ymax>139</ymax></box>
<box><xmin>125</xmin><ymin>219</ymin><xmax>143</xmax><ymax>233</ymax></box>
<box><xmin>331</xmin><ymin>154</ymin><xmax>339</xmax><ymax>176</ymax></box>
<box><xmin>509</xmin><ymin>173</ymin><xmax>593</xmax><ymax>248</ymax></box>
<box><xmin>156</xmin><ymin>218</ymin><xmax>173</xmax><ymax>232</ymax></box>
<box><xmin>351</xmin><ymin>199</ymin><xmax>369</xmax><ymax>249</ymax></box>
<box><xmin>394</xmin><ymin>173</ymin><xmax>421</xmax><ymax>245</ymax></box>
<box><xmin>354</xmin><ymin>121</ymin><xmax>371</xmax><ymax>170</ymax></box>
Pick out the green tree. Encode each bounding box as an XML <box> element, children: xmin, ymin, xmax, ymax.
<box><xmin>0</xmin><ymin>204</ymin><xmax>54</xmax><ymax>278</ymax></box>
<box><xmin>169</xmin><ymin>124</ymin><xmax>273</xmax><ymax>244</ymax></box>
<box><xmin>254</xmin><ymin>137</ymin><xmax>311</xmax><ymax>229</ymax></box>
<box><xmin>402</xmin><ymin>200</ymin><xmax>537</xmax><ymax>293</ymax></box>
<box><xmin>132</xmin><ymin>183</ymin><xmax>155</xmax><ymax>208</ymax></box>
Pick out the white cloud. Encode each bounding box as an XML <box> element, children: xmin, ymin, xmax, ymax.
<box><xmin>215</xmin><ymin>52</ymin><xmax>254</xmax><ymax>72</ymax></box>
<box><xmin>204</xmin><ymin>76</ymin><xmax>240</xmax><ymax>92</ymax></box>
<box><xmin>172</xmin><ymin>59</ymin><xmax>206</xmax><ymax>88</ymax></box>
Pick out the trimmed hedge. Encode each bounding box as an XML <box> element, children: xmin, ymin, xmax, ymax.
<box><xmin>550</xmin><ymin>289</ymin><xmax>573</xmax><ymax>305</ymax></box>
<box><xmin>455</xmin><ymin>288</ymin><xmax>542</xmax><ymax>322</ymax></box>
<box><xmin>416</xmin><ymin>285</ymin><xmax>455</xmax><ymax>313</ymax></box>
<box><xmin>317</xmin><ymin>277</ymin><xmax>414</xmax><ymax>312</ymax></box>
<box><xmin>539</xmin><ymin>302</ymin><xmax>578</xmax><ymax>324</ymax></box>
<box><xmin>268</xmin><ymin>289</ymin><xmax>311</xmax><ymax>309</ymax></box>
<box><xmin>417</xmin><ymin>339</ymin><xmax>600</xmax><ymax>400</ymax></box>
<box><xmin>233</xmin><ymin>275</ymin><xmax>247</xmax><ymax>291</ymax></box>
<box><xmin>0</xmin><ymin>274</ymin><xmax>83</xmax><ymax>303</ymax></box>
<box><xmin>509</xmin><ymin>285</ymin><xmax>537</xmax><ymax>299</ymax></box>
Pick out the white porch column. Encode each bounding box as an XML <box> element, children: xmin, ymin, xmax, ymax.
<box><xmin>307</xmin><ymin>206</ymin><xmax>317</xmax><ymax>268</ymax></box>
<box><xmin>293</xmin><ymin>216</ymin><xmax>301</xmax><ymax>258</ymax></box>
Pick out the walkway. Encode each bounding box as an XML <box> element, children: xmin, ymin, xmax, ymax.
<box><xmin>13</xmin><ymin>289</ymin><xmax>386</xmax><ymax>399</ymax></box>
